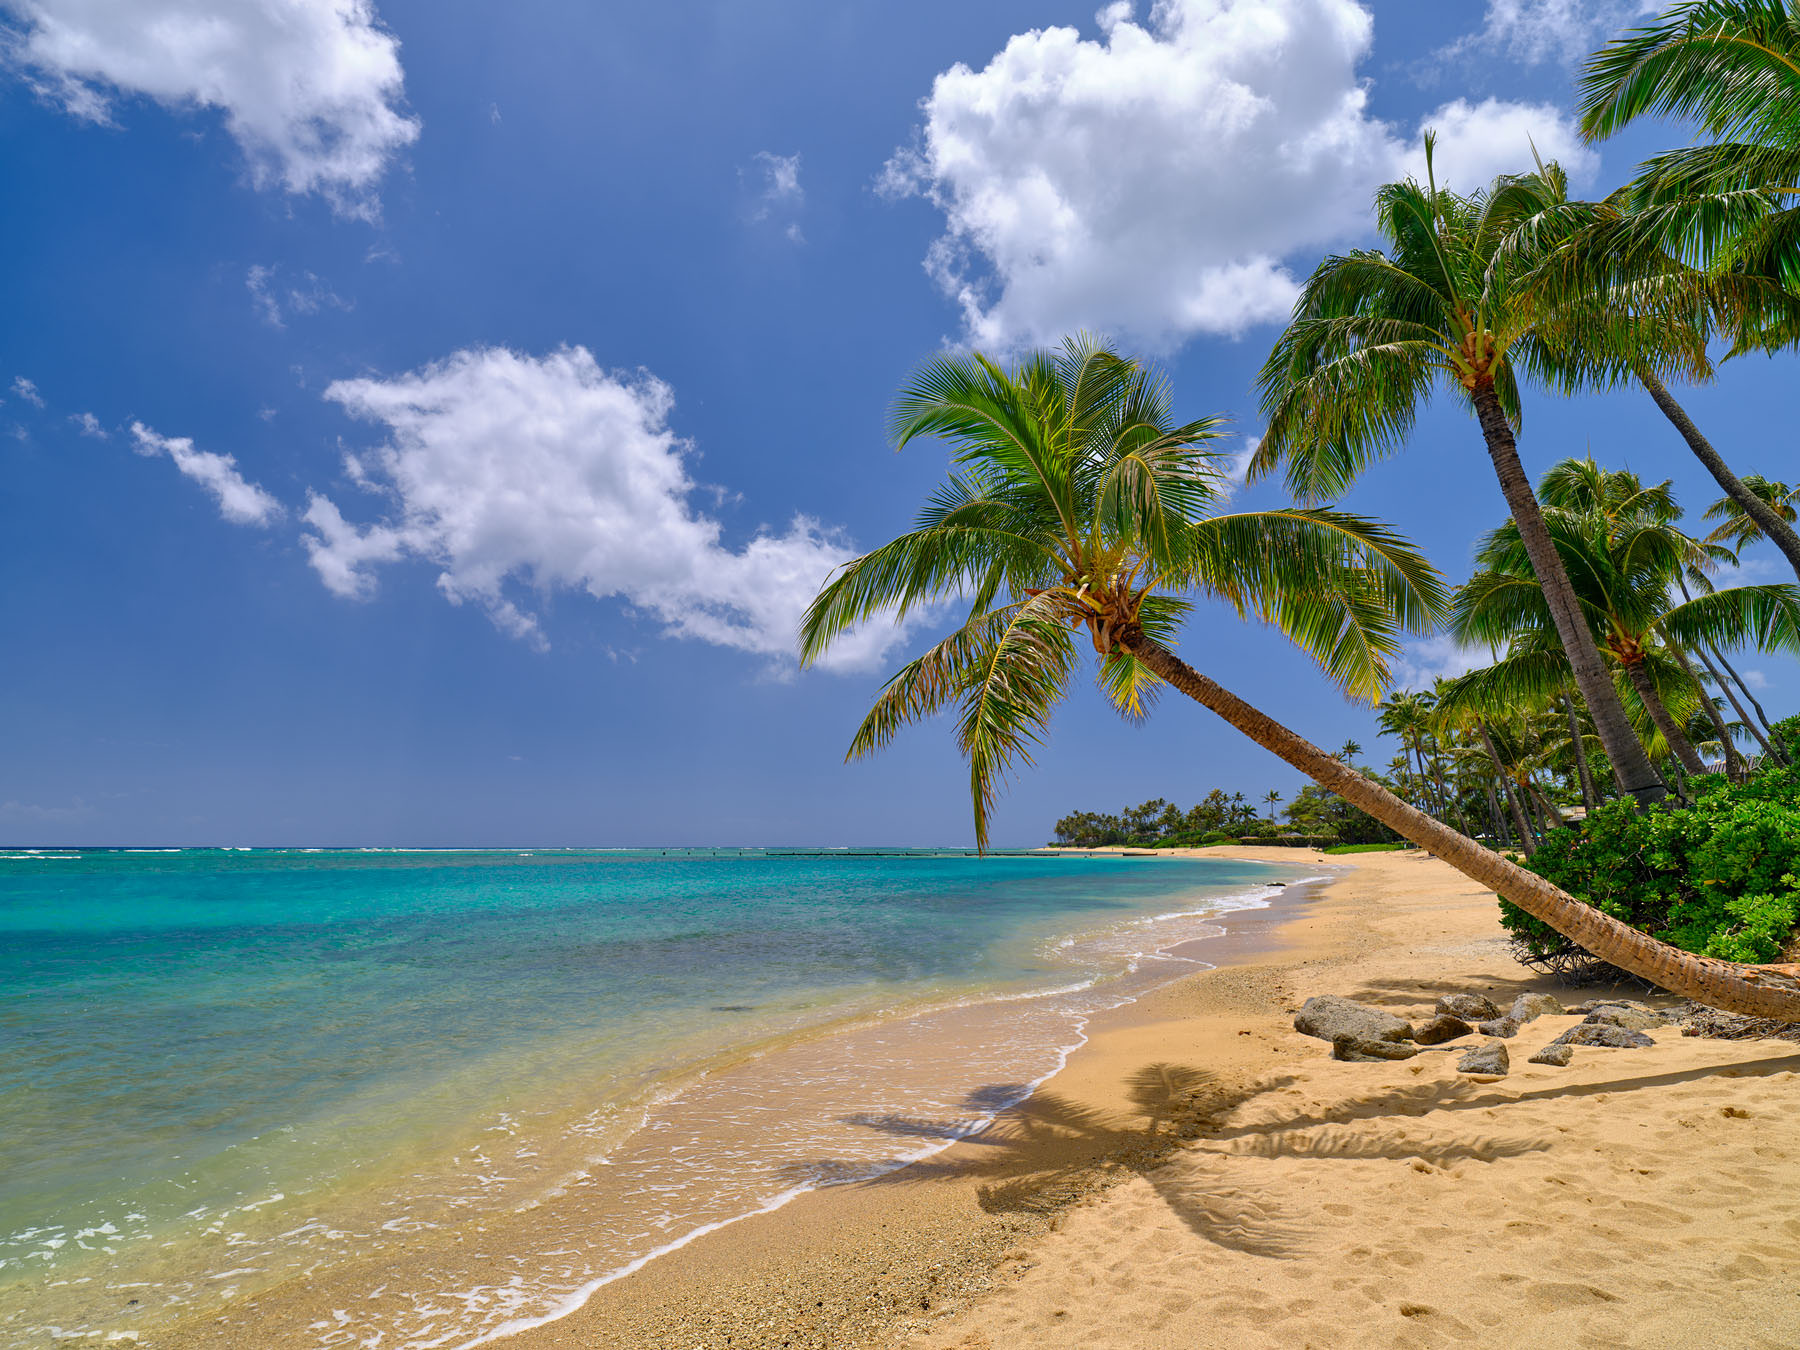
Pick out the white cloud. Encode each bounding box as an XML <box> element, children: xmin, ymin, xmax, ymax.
<box><xmin>1451</xmin><ymin>1</ymin><xmax>1656</xmax><ymax>68</ymax></box>
<box><xmin>304</xmin><ymin>345</ymin><xmax>914</xmax><ymax>670</ymax></box>
<box><xmin>883</xmin><ymin>0</ymin><xmax>1592</xmax><ymax>351</ymax></box>
<box><xmin>2</xmin><ymin>0</ymin><xmax>419</xmax><ymax>213</ymax></box>
<box><xmin>1743</xmin><ymin>668</ymin><xmax>1769</xmax><ymax>690</ymax></box>
<box><xmin>744</xmin><ymin>150</ymin><xmax>805</xmax><ymax>241</ymax></box>
<box><xmin>1409</xmin><ymin>97</ymin><xmax>1597</xmax><ymax>193</ymax></box>
<box><xmin>1215</xmin><ymin>431</ymin><xmax>1260</xmax><ymax>503</ymax></box>
<box><xmin>69</xmin><ymin>410</ymin><xmax>106</xmax><ymax>437</ymax></box>
<box><xmin>130</xmin><ymin>421</ymin><xmax>284</xmax><ymax>526</ymax></box>
<box><xmin>1391</xmin><ymin>634</ymin><xmax>1487</xmax><ymax>690</ymax></box>
<box><xmin>247</xmin><ymin>263</ymin><xmax>351</xmax><ymax>327</ymax></box>
<box><xmin>11</xmin><ymin>375</ymin><xmax>44</xmax><ymax>407</ymax></box>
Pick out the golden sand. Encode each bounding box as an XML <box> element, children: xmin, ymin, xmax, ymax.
<box><xmin>498</xmin><ymin>847</ymin><xmax>1800</xmax><ymax>1350</ymax></box>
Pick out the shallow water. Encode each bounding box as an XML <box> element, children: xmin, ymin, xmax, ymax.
<box><xmin>0</xmin><ymin>847</ymin><xmax>1314</xmax><ymax>1348</ymax></box>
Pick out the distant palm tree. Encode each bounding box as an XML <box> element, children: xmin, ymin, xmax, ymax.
<box><xmin>802</xmin><ymin>337</ymin><xmax>1800</xmax><ymax>1018</ymax></box>
<box><xmin>1255</xmin><ymin>145</ymin><xmax>1669</xmax><ymax>805</ymax></box>
<box><xmin>1705</xmin><ymin>475</ymin><xmax>1799</xmax><ymax>554</ymax></box>
<box><xmin>1450</xmin><ymin>459</ymin><xmax>1800</xmax><ymax>775</ymax></box>
<box><xmin>1337</xmin><ymin>738</ymin><xmax>1363</xmax><ymax>762</ymax></box>
<box><xmin>1263</xmin><ymin>789</ymin><xmax>1282</xmax><ymax>821</ymax></box>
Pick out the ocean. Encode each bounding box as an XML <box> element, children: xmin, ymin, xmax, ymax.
<box><xmin>0</xmin><ymin>846</ymin><xmax>1318</xmax><ymax>1348</ymax></box>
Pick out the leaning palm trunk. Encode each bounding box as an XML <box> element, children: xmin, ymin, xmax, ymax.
<box><xmin>1622</xmin><ymin>659</ymin><xmax>1707</xmax><ymax>777</ymax></box>
<box><xmin>1471</xmin><ymin>387</ymin><xmax>1668</xmax><ymax>803</ymax></box>
<box><xmin>1477</xmin><ymin>719</ymin><xmax>1537</xmax><ymax>857</ymax></box>
<box><xmin>1561</xmin><ymin>694</ymin><xmax>1598</xmax><ymax>809</ymax></box>
<box><xmin>1696</xmin><ymin>643</ymin><xmax>1781</xmax><ymax>766</ymax></box>
<box><xmin>1674</xmin><ymin>646</ymin><xmax>1746</xmax><ymax>780</ymax></box>
<box><xmin>1122</xmin><ymin>632</ymin><xmax>1800</xmax><ymax>1019</ymax></box>
<box><xmin>1637</xmin><ymin>369</ymin><xmax>1800</xmax><ymax>583</ymax></box>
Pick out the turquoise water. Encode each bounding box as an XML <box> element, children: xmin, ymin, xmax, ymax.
<box><xmin>0</xmin><ymin>847</ymin><xmax>1310</xmax><ymax>1347</ymax></box>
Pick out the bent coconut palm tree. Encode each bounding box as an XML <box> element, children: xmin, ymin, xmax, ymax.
<box><xmin>800</xmin><ymin>339</ymin><xmax>1800</xmax><ymax>1019</ymax></box>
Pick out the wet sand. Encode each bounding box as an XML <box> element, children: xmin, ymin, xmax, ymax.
<box><xmin>499</xmin><ymin>846</ymin><xmax>1800</xmax><ymax>1350</ymax></box>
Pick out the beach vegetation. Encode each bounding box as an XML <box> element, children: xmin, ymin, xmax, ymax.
<box><xmin>1322</xmin><ymin>842</ymin><xmax>1415</xmax><ymax>855</ymax></box>
<box><xmin>801</xmin><ymin>335</ymin><xmax>1800</xmax><ymax>1019</ymax></box>
<box><xmin>1512</xmin><ymin>762</ymin><xmax>1800</xmax><ymax>966</ymax></box>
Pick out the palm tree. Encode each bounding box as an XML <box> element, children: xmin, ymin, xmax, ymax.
<box><xmin>1254</xmin><ymin>146</ymin><xmax>1670</xmax><ymax>805</ymax></box>
<box><xmin>1578</xmin><ymin>1</ymin><xmax>1800</xmax><ymax>295</ymax></box>
<box><xmin>1575</xmin><ymin>2</ymin><xmax>1800</xmax><ymax>573</ymax></box>
<box><xmin>1449</xmin><ymin>459</ymin><xmax>1800</xmax><ymax>777</ymax></box>
<box><xmin>1376</xmin><ymin>691</ymin><xmax>1437</xmax><ymax>812</ymax></box>
<box><xmin>802</xmin><ymin>337</ymin><xmax>1800</xmax><ymax>1019</ymax></box>
<box><xmin>1337</xmin><ymin>737</ymin><xmax>1364</xmax><ymax>762</ymax></box>
<box><xmin>1263</xmin><ymin>789</ymin><xmax>1282</xmax><ymax>821</ymax></box>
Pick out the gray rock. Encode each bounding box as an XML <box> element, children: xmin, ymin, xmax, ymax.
<box><xmin>1457</xmin><ymin>1042</ymin><xmax>1510</xmax><ymax>1077</ymax></box>
<box><xmin>1583</xmin><ymin>1006</ymin><xmax>1669</xmax><ymax>1032</ymax></box>
<box><xmin>1566</xmin><ymin>998</ymin><xmax>1656</xmax><ymax>1015</ymax></box>
<box><xmin>1412</xmin><ymin>1013</ymin><xmax>1474</xmax><ymax>1046</ymax></box>
<box><xmin>1331</xmin><ymin>1034</ymin><xmax>1420</xmax><ymax>1062</ymax></box>
<box><xmin>1528</xmin><ymin>1043</ymin><xmax>1574</xmax><ymax>1067</ymax></box>
<box><xmin>1550</xmin><ymin>1023</ymin><xmax>1655</xmax><ymax>1049</ymax></box>
<box><xmin>1294</xmin><ymin>995</ymin><xmax>1413</xmax><ymax>1044</ymax></box>
<box><xmin>1509</xmin><ymin>992</ymin><xmax>1564</xmax><ymax>1024</ymax></box>
<box><xmin>1436</xmin><ymin>993</ymin><xmax>1501</xmax><ymax>1022</ymax></box>
<box><xmin>1475</xmin><ymin>1016</ymin><xmax>1521</xmax><ymax>1039</ymax></box>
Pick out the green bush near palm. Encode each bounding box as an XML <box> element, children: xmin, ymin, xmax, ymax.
<box><xmin>1512</xmin><ymin>766</ymin><xmax>1800</xmax><ymax>964</ymax></box>
<box><xmin>1323</xmin><ymin>842</ymin><xmax>1415</xmax><ymax>856</ymax></box>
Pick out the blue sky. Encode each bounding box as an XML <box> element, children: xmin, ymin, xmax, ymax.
<box><xmin>1</xmin><ymin>0</ymin><xmax>1792</xmax><ymax>846</ymax></box>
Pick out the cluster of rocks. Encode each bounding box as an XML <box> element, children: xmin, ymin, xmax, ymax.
<box><xmin>1291</xmin><ymin>991</ymin><xmax>1670</xmax><ymax>1079</ymax></box>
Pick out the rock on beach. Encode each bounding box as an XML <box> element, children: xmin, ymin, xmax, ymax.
<box><xmin>1294</xmin><ymin>995</ymin><xmax>1413</xmax><ymax>1044</ymax></box>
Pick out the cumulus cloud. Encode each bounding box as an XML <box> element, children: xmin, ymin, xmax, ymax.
<box><xmin>304</xmin><ymin>345</ymin><xmax>913</xmax><ymax>670</ymax></box>
<box><xmin>1450</xmin><ymin>1</ymin><xmax>1657</xmax><ymax>68</ymax></box>
<box><xmin>130</xmin><ymin>421</ymin><xmax>284</xmax><ymax>526</ymax></box>
<box><xmin>744</xmin><ymin>150</ymin><xmax>805</xmax><ymax>241</ymax></box>
<box><xmin>1390</xmin><ymin>634</ymin><xmax>1488</xmax><ymax>690</ymax></box>
<box><xmin>882</xmin><ymin>0</ymin><xmax>1592</xmax><ymax>351</ymax></box>
<box><xmin>2</xmin><ymin>0</ymin><xmax>420</xmax><ymax>213</ymax></box>
<box><xmin>1409</xmin><ymin>97</ymin><xmax>1597</xmax><ymax>191</ymax></box>
<box><xmin>11</xmin><ymin>375</ymin><xmax>44</xmax><ymax>407</ymax></box>
<box><xmin>69</xmin><ymin>410</ymin><xmax>106</xmax><ymax>437</ymax></box>
<box><xmin>247</xmin><ymin>263</ymin><xmax>351</xmax><ymax>327</ymax></box>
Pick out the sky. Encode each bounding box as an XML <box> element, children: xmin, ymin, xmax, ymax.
<box><xmin>1</xmin><ymin>0</ymin><xmax>1794</xmax><ymax>847</ymax></box>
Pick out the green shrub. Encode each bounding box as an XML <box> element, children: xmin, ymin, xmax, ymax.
<box><xmin>1197</xmin><ymin>831</ymin><xmax>1235</xmax><ymax>846</ymax></box>
<box><xmin>1511</xmin><ymin>764</ymin><xmax>1800</xmax><ymax>965</ymax></box>
<box><xmin>1323</xmin><ymin>842</ymin><xmax>1414</xmax><ymax>855</ymax></box>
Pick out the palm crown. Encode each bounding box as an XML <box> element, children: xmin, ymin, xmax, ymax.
<box><xmin>1578</xmin><ymin>0</ymin><xmax>1800</xmax><ymax>291</ymax></box>
<box><xmin>799</xmin><ymin>338</ymin><xmax>1444</xmax><ymax>848</ymax></box>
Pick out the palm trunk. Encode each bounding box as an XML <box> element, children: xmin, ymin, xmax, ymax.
<box><xmin>1478</xmin><ymin>720</ymin><xmax>1537</xmax><ymax>858</ymax></box>
<box><xmin>1121</xmin><ymin>632</ymin><xmax>1800</xmax><ymax>1019</ymax></box>
<box><xmin>1637</xmin><ymin>368</ymin><xmax>1800</xmax><ymax>582</ymax></box>
<box><xmin>1530</xmin><ymin>778</ymin><xmax>1566</xmax><ymax>830</ymax></box>
<box><xmin>1471</xmin><ymin>385</ymin><xmax>1667</xmax><ymax>804</ymax></box>
<box><xmin>1695</xmin><ymin>642</ymin><xmax>1780</xmax><ymax>765</ymax></box>
<box><xmin>1561</xmin><ymin>694</ymin><xmax>1598</xmax><ymax>810</ymax></box>
<box><xmin>1484</xmin><ymin>781</ymin><xmax>1508</xmax><ymax>847</ymax></box>
<box><xmin>1675</xmin><ymin>646</ymin><xmax>1745</xmax><ymax>780</ymax></box>
<box><xmin>1623</xmin><ymin>658</ymin><xmax>1707</xmax><ymax>776</ymax></box>
<box><xmin>1707</xmin><ymin>641</ymin><xmax>1784</xmax><ymax>749</ymax></box>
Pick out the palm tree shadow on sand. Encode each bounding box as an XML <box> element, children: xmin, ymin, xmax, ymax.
<box><xmin>779</xmin><ymin>1063</ymin><xmax>1550</xmax><ymax>1261</ymax></box>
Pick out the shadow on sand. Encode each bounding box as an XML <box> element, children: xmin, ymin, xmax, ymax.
<box><xmin>786</xmin><ymin>1046</ymin><xmax>1800</xmax><ymax>1260</ymax></box>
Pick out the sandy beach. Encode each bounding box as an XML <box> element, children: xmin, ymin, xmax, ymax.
<box><xmin>490</xmin><ymin>846</ymin><xmax>1800</xmax><ymax>1350</ymax></box>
